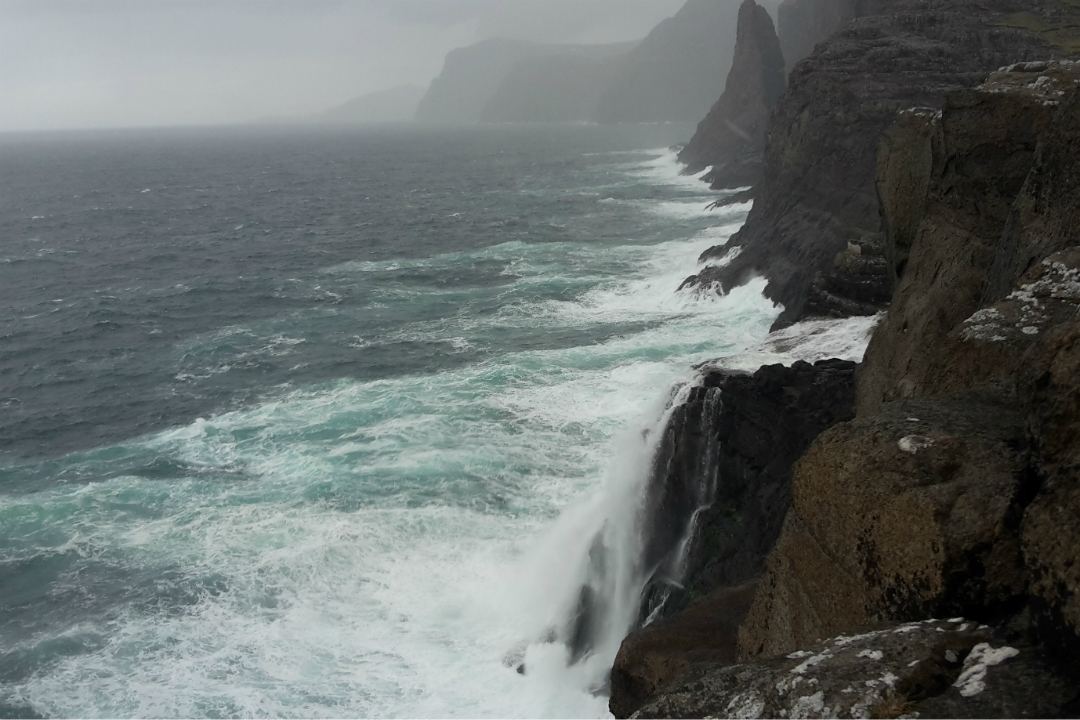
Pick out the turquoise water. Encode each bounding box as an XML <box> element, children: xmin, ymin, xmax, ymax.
<box><xmin>0</xmin><ymin>125</ymin><xmax>794</xmax><ymax>718</ymax></box>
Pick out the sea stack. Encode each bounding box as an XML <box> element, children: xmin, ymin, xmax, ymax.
<box><xmin>677</xmin><ymin>0</ymin><xmax>786</xmax><ymax>190</ymax></box>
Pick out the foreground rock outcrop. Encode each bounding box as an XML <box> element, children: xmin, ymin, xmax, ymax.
<box><xmin>635</xmin><ymin>619</ymin><xmax>1078</xmax><ymax>719</ymax></box>
<box><xmin>683</xmin><ymin>0</ymin><xmax>1073</xmax><ymax>328</ymax></box>
<box><xmin>677</xmin><ymin>0</ymin><xmax>786</xmax><ymax>190</ymax></box>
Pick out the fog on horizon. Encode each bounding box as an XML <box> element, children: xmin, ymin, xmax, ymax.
<box><xmin>0</xmin><ymin>0</ymin><xmax>688</xmax><ymax>133</ymax></box>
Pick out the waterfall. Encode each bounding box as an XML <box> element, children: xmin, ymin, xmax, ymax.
<box><xmin>516</xmin><ymin>371</ymin><xmax>728</xmax><ymax>690</ymax></box>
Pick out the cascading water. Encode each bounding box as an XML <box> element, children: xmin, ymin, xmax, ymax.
<box><xmin>529</xmin><ymin>318</ymin><xmax>880</xmax><ymax>705</ymax></box>
<box><xmin>533</xmin><ymin>375</ymin><xmax>729</xmax><ymax>680</ymax></box>
<box><xmin>505</xmin><ymin>379</ymin><xmax>699</xmax><ymax>686</ymax></box>
<box><xmin>0</xmin><ymin>124</ymin><xmax>881</xmax><ymax>719</ymax></box>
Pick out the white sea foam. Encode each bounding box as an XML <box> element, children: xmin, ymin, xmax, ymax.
<box><xmin>713</xmin><ymin>313</ymin><xmax>882</xmax><ymax>370</ymax></box>
<box><xmin>1</xmin><ymin>140</ymin><xmax>881</xmax><ymax>720</ymax></box>
<box><xmin>621</xmin><ymin>148</ymin><xmax>712</xmax><ymax>192</ymax></box>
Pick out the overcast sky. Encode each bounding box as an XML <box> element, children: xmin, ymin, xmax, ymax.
<box><xmin>0</xmin><ymin>0</ymin><xmax>687</xmax><ymax>132</ymax></box>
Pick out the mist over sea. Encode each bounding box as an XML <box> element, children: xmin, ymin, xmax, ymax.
<box><xmin>0</xmin><ymin>124</ymin><xmax>869</xmax><ymax>718</ymax></box>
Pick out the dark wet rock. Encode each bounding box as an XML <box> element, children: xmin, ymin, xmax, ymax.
<box><xmin>633</xmin><ymin>618</ymin><xmax>1079</xmax><ymax>719</ymax></box>
<box><xmin>638</xmin><ymin>359</ymin><xmax>858</xmax><ymax>624</ymax></box>
<box><xmin>914</xmin><ymin>641</ymin><xmax>1080</xmax><ymax>719</ymax></box>
<box><xmin>872</xmin><ymin>106</ymin><xmax>936</xmax><ymax>293</ymax></box>
<box><xmin>709</xmin><ymin>188</ymin><xmax>757</xmax><ymax>209</ymax></box>
<box><xmin>1019</xmin><ymin>321</ymin><xmax>1080</xmax><ymax>659</ymax></box>
<box><xmin>800</xmin><ymin>234</ymin><xmax>891</xmax><ymax>320</ymax></box>
<box><xmin>609</xmin><ymin>581</ymin><xmax>758</xmax><ymax>719</ymax></box>
<box><xmin>985</xmin><ymin>77</ymin><xmax>1080</xmax><ymax>303</ymax></box>
<box><xmin>738</xmin><ymin>396</ymin><xmax>1032</xmax><ymax>661</ymax></box>
<box><xmin>608</xmin><ymin>359</ymin><xmax>856</xmax><ymax>717</ymax></box>
<box><xmin>857</xmin><ymin>63</ymin><xmax>1080</xmax><ymax>416</ymax></box>
<box><xmin>683</xmin><ymin>0</ymin><xmax>1070</xmax><ymax>329</ymax></box>
<box><xmin>678</xmin><ymin>0</ymin><xmax>786</xmax><ymax>190</ymax></box>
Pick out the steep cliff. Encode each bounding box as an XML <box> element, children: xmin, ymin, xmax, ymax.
<box><xmin>858</xmin><ymin>63</ymin><xmax>1080</xmax><ymax>415</ymax></box>
<box><xmin>728</xmin><ymin>62</ymin><xmax>1080</xmax><ymax>714</ymax></box>
<box><xmin>415</xmin><ymin>40</ymin><xmax>633</xmax><ymax>124</ymax></box>
<box><xmin>419</xmin><ymin>0</ymin><xmax>778</xmax><ymax>126</ymax></box>
<box><xmin>614</xmin><ymin>59</ymin><xmax>1080</xmax><ymax>719</ymax></box>
<box><xmin>593</xmin><ymin>0</ymin><xmax>746</xmax><ymax>124</ymax></box>
<box><xmin>480</xmin><ymin>52</ymin><xmax>623</xmax><ymax>123</ymax></box>
<box><xmin>677</xmin><ymin>0</ymin><xmax>786</xmax><ymax>191</ymax></box>
<box><xmin>682</xmin><ymin>0</ymin><xmax>1069</xmax><ymax>329</ymax></box>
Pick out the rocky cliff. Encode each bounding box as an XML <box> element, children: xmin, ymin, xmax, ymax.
<box><xmin>593</xmin><ymin>0</ymin><xmax>751</xmax><ymax>124</ymax></box>
<box><xmin>479</xmin><ymin>52</ymin><xmax>623</xmax><ymax>123</ymax></box>
<box><xmin>415</xmin><ymin>39</ymin><xmax>634</xmax><ymax>124</ymax></box>
<box><xmin>316</xmin><ymin>86</ymin><xmax>425</xmax><ymax>125</ymax></box>
<box><xmin>612</xmin><ymin>59</ymin><xmax>1080</xmax><ymax>718</ymax></box>
<box><xmin>418</xmin><ymin>0</ymin><xmax>782</xmax><ymax>126</ymax></box>
<box><xmin>681</xmin><ymin>0</ymin><xmax>1072</xmax><ymax>329</ymax></box>
<box><xmin>677</xmin><ymin>0</ymin><xmax>786</xmax><ymax>191</ymax></box>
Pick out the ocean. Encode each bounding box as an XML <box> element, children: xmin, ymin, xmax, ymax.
<box><xmin>0</xmin><ymin>123</ymin><xmax>873</xmax><ymax>718</ymax></box>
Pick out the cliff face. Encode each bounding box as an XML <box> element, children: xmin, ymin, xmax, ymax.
<box><xmin>612</xmin><ymin>60</ymin><xmax>1080</xmax><ymax>718</ymax></box>
<box><xmin>415</xmin><ymin>40</ymin><xmax>635</xmax><ymax>124</ymax></box>
<box><xmin>593</xmin><ymin>0</ymin><xmax>746</xmax><ymax>124</ymax></box>
<box><xmin>677</xmin><ymin>0</ymin><xmax>786</xmax><ymax>191</ymax></box>
<box><xmin>479</xmin><ymin>53</ymin><xmax>623</xmax><ymax>123</ymax></box>
<box><xmin>733</xmin><ymin>62</ymin><xmax>1080</xmax><ymax>714</ymax></box>
<box><xmin>857</xmin><ymin>63</ymin><xmax>1080</xmax><ymax>415</ymax></box>
<box><xmin>419</xmin><ymin>0</ymin><xmax>775</xmax><ymax>125</ymax></box>
<box><xmin>682</xmin><ymin>0</ymin><xmax>1068</xmax><ymax>329</ymax></box>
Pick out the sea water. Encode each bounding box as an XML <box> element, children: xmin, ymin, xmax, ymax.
<box><xmin>0</xmin><ymin>124</ymin><xmax>873</xmax><ymax>718</ymax></box>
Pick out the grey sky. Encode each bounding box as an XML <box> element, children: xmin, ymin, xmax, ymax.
<box><xmin>0</xmin><ymin>0</ymin><xmax>687</xmax><ymax>132</ymax></box>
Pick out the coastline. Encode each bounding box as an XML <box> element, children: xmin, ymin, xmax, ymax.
<box><xmin>605</xmin><ymin>0</ymin><xmax>1080</xmax><ymax>714</ymax></box>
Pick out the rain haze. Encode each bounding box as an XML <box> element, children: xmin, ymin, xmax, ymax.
<box><xmin>0</xmin><ymin>0</ymin><xmax>687</xmax><ymax>132</ymax></box>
